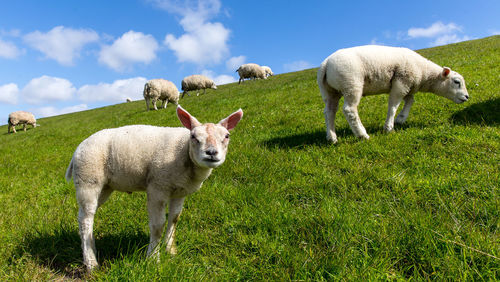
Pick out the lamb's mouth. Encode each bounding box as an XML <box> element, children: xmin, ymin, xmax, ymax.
<box><xmin>203</xmin><ymin>157</ymin><xmax>220</xmax><ymax>163</ymax></box>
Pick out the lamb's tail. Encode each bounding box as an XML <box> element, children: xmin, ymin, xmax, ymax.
<box><xmin>143</xmin><ymin>83</ymin><xmax>150</xmax><ymax>96</ymax></box>
<box><xmin>65</xmin><ymin>157</ymin><xmax>74</xmax><ymax>182</ymax></box>
<box><xmin>317</xmin><ymin>60</ymin><xmax>329</xmax><ymax>99</ymax></box>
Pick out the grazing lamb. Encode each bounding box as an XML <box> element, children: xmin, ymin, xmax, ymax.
<box><xmin>236</xmin><ymin>63</ymin><xmax>267</xmax><ymax>84</ymax></box>
<box><xmin>317</xmin><ymin>45</ymin><xmax>469</xmax><ymax>143</ymax></box>
<box><xmin>181</xmin><ymin>75</ymin><xmax>217</xmax><ymax>98</ymax></box>
<box><xmin>143</xmin><ymin>79</ymin><xmax>180</xmax><ymax>111</ymax></box>
<box><xmin>126</xmin><ymin>98</ymin><xmax>132</xmax><ymax>102</ymax></box>
<box><xmin>261</xmin><ymin>66</ymin><xmax>274</xmax><ymax>77</ymax></box>
<box><xmin>8</xmin><ymin>111</ymin><xmax>37</xmax><ymax>133</ymax></box>
<box><xmin>65</xmin><ymin>106</ymin><xmax>243</xmax><ymax>271</ymax></box>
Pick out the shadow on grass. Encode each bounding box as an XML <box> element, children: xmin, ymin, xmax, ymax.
<box><xmin>261</xmin><ymin>122</ymin><xmax>431</xmax><ymax>149</ymax></box>
<box><xmin>260</xmin><ymin>127</ymin><xmax>370</xmax><ymax>149</ymax></box>
<box><xmin>17</xmin><ymin>227</ymin><xmax>149</xmax><ymax>279</ymax></box>
<box><xmin>450</xmin><ymin>97</ymin><xmax>500</xmax><ymax>126</ymax></box>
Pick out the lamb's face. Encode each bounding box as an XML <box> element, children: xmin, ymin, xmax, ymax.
<box><xmin>210</xmin><ymin>83</ymin><xmax>217</xmax><ymax>90</ymax></box>
<box><xmin>189</xmin><ymin>124</ymin><xmax>230</xmax><ymax>168</ymax></box>
<box><xmin>442</xmin><ymin>68</ymin><xmax>469</xmax><ymax>104</ymax></box>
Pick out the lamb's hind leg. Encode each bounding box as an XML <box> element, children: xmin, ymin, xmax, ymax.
<box><xmin>76</xmin><ymin>184</ymin><xmax>103</xmax><ymax>271</ymax></box>
<box><xmin>343</xmin><ymin>88</ymin><xmax>369</xmax><ymax>139</ymax></box>
<box><xmin>324</xmin><ymin>92</ymin><xmax>341</xmax><ymax>143</ymax></box>
<box><xmin>165</xmin><ymin>197</ymin><xmax>185</xmax><ymax>255</ymax></box>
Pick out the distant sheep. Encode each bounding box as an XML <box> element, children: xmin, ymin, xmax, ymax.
<box><xmin>126</xmin><ymin>98</ymin><xmax>132</xmax><ymax>102</ymax></box>
<box><xmin>65</xmin><ymin>106</ymin><xmax>243</xmax><ymax>271</ymax></box>
<box><xmin>317</xmin><ymin>45</ymin><xmax>469</xmax><ymax>143</ymax></box>
<box><xmin>143</xmin><ymin>79</ymin><xmax>180</xmax><ymax>111</ymax></box>
<box><xmin>181</xmin><ymin>75</ymin><xmax>217</xmax><ymax>98</ymax></box>
<box><xmin>261</xmin><ymin>66</ymin><xmax>274</xmax><ymax>77</ymax></box>
<box><xmin>236</xmin><ymin>63</ymin><xmax>267</xmax><ymax>84</ymax></box>
<box><xmin>8</xmin><ymin>111</ymin><xmax>37</xmax><ymax>133</ymax></box>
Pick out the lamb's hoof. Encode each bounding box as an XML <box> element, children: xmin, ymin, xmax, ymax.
<box><xmin>395</xmin><ymin>117</ymin><xmax>406</xmax><ymax>125</ymax></box>
<box><xmin>359</xmin><ymin>134</ymin><xmax>370</xmax><ymax>140</ymax></box>
<box><xmin>85</xmin><ymin>261</ymin><xmax>99</xmax><ymax>272</ymax></box>
<box><xmin>167</xmin><ymin>246</ymin><xmax>178</xmax><ymax>255</ymax></box>
<box><xmin>326</xmin><ymin>134</ymin><xmax>338</xmax><ymax>144</ymax></box>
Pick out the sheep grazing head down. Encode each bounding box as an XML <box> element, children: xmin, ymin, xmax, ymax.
<box><xmin>177</xmin><ymin>106</ymin><xmax>243</xmax><ymax>169</ymax></box>
<box><xmin>439</xmin><ymin>67</ymin><xmax>469</xmax><ymax>104</ymax></box>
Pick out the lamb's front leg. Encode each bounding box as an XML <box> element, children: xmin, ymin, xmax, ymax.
<box><xmin>146</xmin><ymin>190</ymin><xmax>167</xmax><ymax>259</ymax></box>
<box><xmin>165</xmin><ymin>197</ymin><xmax>185</xmax><ymax>255</ymax></box>
<box><xmin>343</xmin><ymin>89</ymin><xmax>369</xmax><ymax>139</ymax></box>
<box><xmin>395</xmin><ymin>94</ymin><xmax>415</xmax><ymax>125</ymax></box>
<box><xmin>384</xmin><ymin>81</ymin><xmax>407</xmax><ymax>132</ymax></box>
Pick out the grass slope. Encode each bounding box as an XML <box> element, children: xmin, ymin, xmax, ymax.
<box><xmin>0</xmin><ymin>36</ymin><xmax>498</xmax><ymax>280</ymax></box>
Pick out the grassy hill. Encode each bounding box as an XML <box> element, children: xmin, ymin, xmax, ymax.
<box><xmin>0</xmin><ymin>36</ymin><xmax>498</xmax><ymax>280</ymax></box>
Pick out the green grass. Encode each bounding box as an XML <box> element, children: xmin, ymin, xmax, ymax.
<box><xmin>0</xmin><ymin>36</ymin><xmax>498</xmax><ymax>280</ymax></box>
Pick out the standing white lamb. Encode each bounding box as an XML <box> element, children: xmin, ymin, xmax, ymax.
<box><xmin>181</xmin><ymin>75</ymin><xmax>217</xmax><ymax>98</ymax></box>
<box><xmin>126</xmin><ymin>98</ymin><xmax>132</xmax><ymax>102</ymax></box>
<box><xmin>317</xmin><ymin>45</ymin><xmax>469</xmax><ymax>143</ymax></box>
<box><xmin>8</xmin><ymin>111</ymin><xmax>37</xmax><ymax>133</ymax></box>
<box><xmin>65</xmin><ymin>106</ymin><xmax>243</xmax><ymax>271</ymax></box>
<box><xmin>261</xmin><ymin>66</ymin><xmax>274</xmax><ymax>77</ymax></box>
<box><xmin>143</xmin><ymin>79</ymin><xmax>180</xmax><ymax>111</ymax></box>
<box><xmin>236</xmin><ymin>63</ymin><xmax>267</xmax><ymax>84</ymax></box>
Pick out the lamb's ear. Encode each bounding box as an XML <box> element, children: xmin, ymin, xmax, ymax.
<box><xmin>442</xmin><ymin>67</ymin><xmax>451</xmax><ymax>78</ymax></box>
<box><xmin>177</xmin><ymin>106</ymin><xmax>201</xmax><ymax>130</ymax></box>
<box><xmin>219</xmin><ymin>109</ymin><xmax>243</xmax><ymax>130</ymax></box>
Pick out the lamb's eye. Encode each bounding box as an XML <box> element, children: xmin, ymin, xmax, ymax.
<box><xmin>191</xmin><ymin>134</ymin><xmax>199</xmax><ymax>142</ymax></box>
<box><xmin>453</xmin><ymin>80</ymin><xmax>461</xmax><ymax>86</ymax></box>
<box><xmin>225</xmin><ymin>134</ymin><xmax>230</xmax><ymax>139</ymax></box>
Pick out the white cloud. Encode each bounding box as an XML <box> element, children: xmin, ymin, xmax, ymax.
<box><xmin>432</xmin><ymin>34</ymin><xmax>472</xmax><ymax>46</ymax></box>
<box><xmin>78</xmin><ymin>77</ymin><xmax>148</xmax><ymax>102</ymax></box>
<box><xmin>489</xmin><ymin>29</ymin><xmax>500</xmax><ymax>35</ymax></box>
<box><xmin>0</xmin><ymin>83</ymin><xmax>19</xmax><ymax>104</ymax></box>
<box><xmin>23</xmin><ymin>26</ymin><xmax>99</xmax><ymax>65</ymax></box>
<box><xmin>283</xmin><ymin>60</ymin><xmax>313</xmax><ymax>72</ymax></box>
<box><xmin>226</xmin><ymin>55</ymin><xmax>246</xmax><ymax>71</ymax></box>
<box><xmin>99</xmin><ymin>31</ymin><xmax>159</xmax><ymax>72</ymax></box>
<box><xmin>161</xmin><ymin>0</ymin><xmax>230</xmax><ymax>65</ymax></box>
<box><xmin>408</xmin><ymin>22</ymin><xmax>461</xmax><ymax>38</ymax></box>
<box><xmin>35</xmin><ymin>104</ymin><xmax>88</xmax><ymax>118</ymax></box>
<box><xmin>201</xmin><ymin>69</ymin><xmax>236</xmax><ymax>85</ymax></box>
<box><xmin>22</xmin><ymin>76</ymin><xmax>76</xmax><ymax>104</ymax></box>
<box><xmin>0</xmin><ymin>39</ymin><xmax>23</xmax><ymax>59</ymax></box>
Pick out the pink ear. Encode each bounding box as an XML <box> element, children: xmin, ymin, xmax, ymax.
<box><xmin>177</xmin><ymin>106</ymin><xmax>200</xmax><ymax>129</ymax></box>
<box><xmin>219</xmin><ymin>109</ymin><xmax>243</xmax><ymax>130</ymax></box>
<box><xmin>442</xmin><ymin>67</ymin><xmax>451</xmax><ymax>78</ymax></box>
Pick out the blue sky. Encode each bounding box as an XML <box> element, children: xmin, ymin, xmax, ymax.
<box><xmin>0</xmin><ymin>0</ymin><xmax>498</xmax><ymax>124</ymax></box>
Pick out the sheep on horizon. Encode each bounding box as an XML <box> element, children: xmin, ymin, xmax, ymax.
<box><xmin>65</xmin><ymin>105</ymin><xmax>243</xmax><ymax>271</ymax></box>
<box><xmin>8</xmin><ymin>111</ymin><xmax>37</xmax><ymax>133</ymax></box>
<box><xmin>317</xmin><ymin>45</ymin><xmax>469</xmax><ymax>143</ymax></box>
<box><xmin>181</xmin><ymin>75</ymin><xmax>217</xmax><ymax>98</ymax></box>
<box><xmin>236</xmin><ymin>63</ymin><xmax>267</xmax><ymax>84</ymax></box>
<box><xmin>261</xmin><ymin>66</ymin><xmax>274</xmax><ymax>77</ymax></box>
<box><xmin>143</xmin><ymin>79</ymin><xmax>180</xmax><ymax>111</ymax></box>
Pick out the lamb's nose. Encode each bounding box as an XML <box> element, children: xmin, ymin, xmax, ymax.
<box><xmin>206</xmin><ymin>148</ymin><xmax>218</xmax><ymax>156</ymax></box>
<box><xmin>465</xmin><ymin>94</ymin><xmax>469</xmax><ymax>100</ymax></box>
